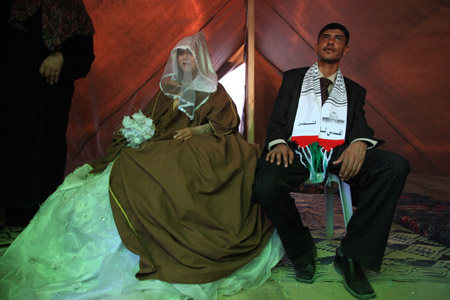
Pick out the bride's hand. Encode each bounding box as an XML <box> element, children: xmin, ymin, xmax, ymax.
<box><xmin>174</xmin><ymin>124</ymin><xmax>212</xmax><ymax>141</ymax></box>
<box><xmin>174</xmin><ymin>127</ymin><xmax>195</xmax><ymax>141</ymax></box>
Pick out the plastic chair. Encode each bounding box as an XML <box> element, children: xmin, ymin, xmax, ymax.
<box><xmin>303</xmin><ymin>172</ymin><xmax>353</xmax><ymax>237</ymax></box>
<box><xmin>324</xmin><ymin>173</ymin><xmax>353</xmax><ymax>237</ymax></box>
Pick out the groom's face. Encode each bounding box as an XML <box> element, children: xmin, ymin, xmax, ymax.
<box><xmin>315</xmin><ymin>29</ymin><xmax>349</xmax><ymax>63</ymax></box>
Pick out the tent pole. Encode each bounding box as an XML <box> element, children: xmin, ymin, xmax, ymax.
<box><xmin>245</xmin><ymin>0</ymin><xmax>255</xmax><ymax>143</ymax></box>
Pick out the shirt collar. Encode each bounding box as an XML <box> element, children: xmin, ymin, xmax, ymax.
<box><xmin>318</xmin><ymin>69</ymin><xmax>337</xmax><ymax>85</ymax></box>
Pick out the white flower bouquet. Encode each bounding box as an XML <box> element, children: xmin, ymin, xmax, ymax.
<box><xmin>121</xmin><ymin>110</ymin><xmax>155</xmax><ymax>148</ymax></box>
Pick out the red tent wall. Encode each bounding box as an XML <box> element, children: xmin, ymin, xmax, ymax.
<box><xmin>67</xmin><ymin>0</ymin><xmax>450</xmax><ymax>199</ymax></box>
<box><xmin>66</xmin><ymin>0</ymin><xmax>245</xmax><ymax>172</ymax></box>
<box><xmin>251</xmin><ymin>0</ymin><xmax>450</xmax><ymax>198</ymax></box>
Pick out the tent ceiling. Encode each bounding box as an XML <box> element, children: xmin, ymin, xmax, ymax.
<box><xmin>67</xmin><ymin>0</ymin><xmax>450</xmax><ymax>179</ymax></box>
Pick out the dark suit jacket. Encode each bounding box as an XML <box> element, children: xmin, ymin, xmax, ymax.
<box><xmin>264</xmin><ymin>67</ymin><xmax>383</xmax><ymax>160</ymax></box>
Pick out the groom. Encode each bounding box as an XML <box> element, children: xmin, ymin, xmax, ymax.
<box><xmin>252</xmin><ymin>23</ymin><xmax>410</xmax><ymax>299</ymax></box>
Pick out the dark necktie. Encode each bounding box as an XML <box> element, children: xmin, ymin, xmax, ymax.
<box><xmin>320</xmin><ymin>77</ymin><xmax>332</xmax><ymax>105</ymax></box>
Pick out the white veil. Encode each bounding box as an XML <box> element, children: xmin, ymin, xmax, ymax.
<box><xmin>159</xmin><ymin>31</ymin><xmax>218</xmax><ymax>120</ymax></box>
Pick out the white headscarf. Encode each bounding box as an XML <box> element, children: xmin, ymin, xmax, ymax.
<box><xmin>159</xmin><ymin>31</ymin><xmax>218</xmax><ymax>120</ymax></box>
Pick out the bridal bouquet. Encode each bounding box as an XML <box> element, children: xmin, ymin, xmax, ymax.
<box><xmin>121</xmin><ymin>110</ymin><xmax>155</xmax><ymax>148</ymax></box>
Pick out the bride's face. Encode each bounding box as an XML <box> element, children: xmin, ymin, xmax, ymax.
<box><xmin>177</xmin><ymin>49</ymin><xmax>197</xmax><ymax>74</ymax></box>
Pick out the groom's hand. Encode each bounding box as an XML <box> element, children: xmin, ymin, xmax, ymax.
<box><xmin>266</xmin><ymin>143</ymin><xmax>294</xmax><ymax>168</ymax></box>
<box><xmin>332</xmin><ymin>141</ymin><xmax>368</xmax><ymax>180</ymax></box>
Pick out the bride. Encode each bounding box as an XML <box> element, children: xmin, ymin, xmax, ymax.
<box><xmin>0</xmin><ymin>31</ymin><xmax>283</xmax><ymax>300</ymax></box>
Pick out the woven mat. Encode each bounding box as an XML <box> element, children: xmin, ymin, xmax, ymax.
<box><xmin>2</xmin><ymin>193</ymin><xmax>450</xmax><ymax>284</ymax></box>
<box><xmin>270</xmin><ymin>193</ymin><xmax>450</xmax><ymax>284</ymax></box>
<box><xmin>0</xmin><ymin>226</ymin><xmax>23</xmax><ymax>249</ymax></box>
<box><xmin>393</xmin><ymin>193</ymin><xmax>450</xmax><ymax>247</ymax></box>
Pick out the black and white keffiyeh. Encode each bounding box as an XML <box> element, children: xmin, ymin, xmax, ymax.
<box><xmin>291</xmin><ymin>62</ymin><xmax>347</xmax><ymax>182</ymax></box>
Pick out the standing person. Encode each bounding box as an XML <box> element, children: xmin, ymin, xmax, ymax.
<box><xmin>3</xmin><ymin>0</ymin><xmax>95</xmax><ymax>226</ymax></box>
<box><xmin>252</xmin><ymin>23</ymin><xmax>410</xmax><ymax>299</ymax></box>
<box><xmin>0</xmin><ymin>31</ymin><xmax>283</xmax><ymax>300</ymax></box>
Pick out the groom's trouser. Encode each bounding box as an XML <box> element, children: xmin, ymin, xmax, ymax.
<box><xmin>252</xmin><ymin>146</ymin><xmax>410</xmax><ymax>271</ymax></box>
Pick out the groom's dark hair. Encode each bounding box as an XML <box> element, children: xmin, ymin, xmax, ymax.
<box><xmin>318</xmin><ymin>23</ymin><xmax>350</xmax><ymax>45</ymax></box>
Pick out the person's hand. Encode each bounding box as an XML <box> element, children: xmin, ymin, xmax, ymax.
<box><xmin>332</xmin><ymin>141</ymin><xmax>368</xmax><ymax>181</ymax></box>
<box><xmin>39</xmin><ymin>51</ymin><xmax>64</xmax><ymax>85</ymax></box>
<box><xmin>174</xmin><ymin>124</ymin><xmax>212</xmax><ymax>141</ymax></box>
<box><xmin>174</xmin><ymin>127</ymin><xmax>196</xmax><ymax>141</ymax></box>
<box><xmin>266</xmin><ymin>143</ymin><xmax>294</xmax><ymax>167</ymax></box>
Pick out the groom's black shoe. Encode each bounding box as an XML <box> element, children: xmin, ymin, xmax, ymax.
<box><xmin>294</xmin><ymin>245</ymin><xmax>317</xmax><ymax>284</ymax></box>
<box><xmin>334</xmin><ymin>248</ymin><xmax>376</xmax><ymax>299</ymax></box>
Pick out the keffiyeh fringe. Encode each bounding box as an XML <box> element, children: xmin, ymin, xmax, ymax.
<box><xmin>294</xmin><ymin>142</ymin><xmax>333</xmax><ymax>183</ymax></box>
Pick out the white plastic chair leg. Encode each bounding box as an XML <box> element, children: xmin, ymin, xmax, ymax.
<box><xmin>325</xmin><ymin>173</ymin><xmax>354</xmax><ymax>237</ymax></box>
<box><xmin>325</xmin><ymin>182</ymin><xmax>336</xmax><ymax>237</ymax></box>
<box><xmin>337</xmin><ymin>178</ymin><xmax>353</xmax><ymax>226</ymax></box>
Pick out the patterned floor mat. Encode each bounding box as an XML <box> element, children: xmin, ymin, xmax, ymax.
<box><xmin>393</xmin><ymin>193</ymin><xmax>450</xmax><ymax>247</ymax></box>
<box><xmin>270</xmin><ymin>193</ymin><xmax>450</xmax><ymax>284</ymax></box>
<box><xmin>1</xmin><ymin>193</ymin><xmax>449</xmax><ymax>285</ymax></box>
<box><xmin>0</xmin><ymin>226</ymin><xmax>23</xmax><ymax>256</ymax></box>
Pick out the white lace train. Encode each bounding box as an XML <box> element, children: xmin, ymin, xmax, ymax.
<box><xmin>0</xmin><ymin>163</ymin><xmax>284</xmax><ymax>300</ymax></box>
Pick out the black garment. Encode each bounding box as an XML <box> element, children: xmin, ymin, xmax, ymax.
<box><xmin>4</xmin><ymin>3</ymin><xmax>94</xmax><ymax>218</ymax></box>
<box><xmin>263</xmin><ymin>67</ymin><xmax>383</xmax><ymax>156</ymax></box>
<box><xmin>252</xmin><ymin>67</ymin><xmax>410</xmax><ymax>272</ymax></box>
<box><xmin>252</xmin><ymin>143</ymin><xmax>314</xmax><ymax>270</ymax></box>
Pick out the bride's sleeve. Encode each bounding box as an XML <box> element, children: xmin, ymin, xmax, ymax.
<box><xmin>204</xmin><ymin>84</ymin><xmax>240</xmax><ymax>136</ymax></box>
